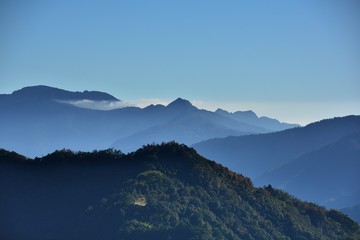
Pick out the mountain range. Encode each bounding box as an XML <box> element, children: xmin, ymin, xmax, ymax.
<box><xmin>1</xmin><ymin>85</ymin><xmax>359</xmax><ymax>224</ymax></box>
<box><xmin>0</xmin><ymin>143</ymin><xmax>358</xmax><ymax>239</ymax></box>
<box><xmin>0</xmin><ymin>86</ymin><xmax>297</xmax><ymax>157</ymax></box>
<box><xmin>193</xmin><ymin>116</ymin><xmax>360</xmax><ymax>212</ymax></box>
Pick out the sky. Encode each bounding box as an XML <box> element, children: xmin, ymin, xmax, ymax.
<box><xmin>1</xmin><ymin>0</ymin><xmax>359</xmax><ymax>125</ymax></box>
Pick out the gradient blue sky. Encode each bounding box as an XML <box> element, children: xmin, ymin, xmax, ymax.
<box><xmin>1</xmin><ymin>0</ymin><xmax>359</xmax><ymax>124</ymax></box>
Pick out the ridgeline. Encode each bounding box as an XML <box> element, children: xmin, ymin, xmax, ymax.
<box><xmin>0</xmin><ymin>143</ymin><xmax>359</xmax><ymax>239</ymax></box>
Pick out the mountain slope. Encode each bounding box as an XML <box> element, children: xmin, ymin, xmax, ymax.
<box><xmin>193</xmin><ymin>116</ymin><xmax>360</xmax><ymax>179</ymax></box>
<box><xmin>112</xmin><ymin>108</ymin><xmax>269</xmax><ymax>152</ymax></box>
<box><xmin>215</xmin><ymin>108</ymin><xmax>298</xmax><ymax>131</ymax></box>
<box><xmin>255</xmin><ymin>132</ymin><xmax>360</xmax><ymax>209</ymax></box>
<box><xmin>342</xmin><ymin>204</ymin><xmax>360</xmax><ymax>224</ymax></box>
<box><xmin>0</xmin><ymin>143</ymin><xmax>358</xmax><ymax>240</ymax></box>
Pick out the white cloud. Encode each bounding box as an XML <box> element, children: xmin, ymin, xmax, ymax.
<box><xmin>57</xmin><ymin>98</ymin><xmax>173</xmax><ymax>110</ymax></box>
<box><xmin>57</xmin><ymin>99</ymin><xmax>134</xmax><ymax>110</ymax></box>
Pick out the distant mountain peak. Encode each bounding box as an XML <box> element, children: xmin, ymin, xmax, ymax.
<box><xmin>215</xmin><ymin>108</ymin><xmax>229</xmax><ymax>114</ymax></box>
<box><xmin>216</xmin><ymin>108</ymin><xmax>257</xmax><ymax>117</ymax></box>
<box><xmin>233</xmin><ymin>110</ymin><xmax>258</xmax><ymax>118</ymax></box>
<box><xmin>11</xmin><ymin>85</ymin><xmax>119</xmax><ymax>101</ymax></box>
<box><xmin>166</xmin><ymin>98</ymin><xmax>196</xmax><ymax>110</ymax></box>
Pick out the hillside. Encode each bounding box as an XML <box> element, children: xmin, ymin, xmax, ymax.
<box><xmin>111</xmin><ymin>107</ymin><xmax>268</xmax><ymax>152</ymax></box>
<box><xmin>256</xmin><ymin>132</ymin><xmax>360</xmax><ymax>209</ymax></box>
<box><xmin>193</xmin><ymin>116</ymin><xmax>360</xmax><ymax>179</ymax></box>
<box><xmin>0</xmin><ymin>86</ymin><xmax>297</xmax><ymax>157</ymax></box>
<box><xmin>342</xmin><ymin>204</ymin><xmax>360</xmax><ymax>224</ymax></box>
<box><xmin>0</xmin><ymin>143</ymin><xmax>359</xmax><ymax>240</ymax></box>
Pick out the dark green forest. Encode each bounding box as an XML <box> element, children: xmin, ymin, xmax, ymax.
<box><xmin>0</xmin><ymin>143</ymin><xmax>359</xmax><ymax>239</ymax></box>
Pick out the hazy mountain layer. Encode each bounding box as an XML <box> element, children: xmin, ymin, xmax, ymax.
<box><xmin>0</xmin><ymin>143</ymin><xmax>358</xmax><ymax>239</ymax></box>
<box><xmin>342</xmin><ymin>204</ymin><xmax>360</xmax><ymax>224</ymax></box>
<box><xmin>215</xmin><ymin>108</ymin><xmax>297</xmax><ymax>132</ymax></box>
<box><xmin>193</xmin><ymin>116</ymin><xmax>360</xmax><ymax>179</ymax></box>
<box><xmin>0</xmin><ymin>86</ymin><xmax>297</xmax><ymax>157</ymax></box>
<box><xmin>256</xmin><ymin>132</ymin><xmax>360</xmax><ymax>209</ymax></box>
<box><xmin>193</xmin><ymin>116</ymin><xmax>360</xmax><ymax>212</ymax></box>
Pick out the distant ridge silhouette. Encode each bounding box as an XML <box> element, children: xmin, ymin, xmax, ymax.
<box><xmin>193</xmin><ymin>116</ymin><xmax>360</xmax><ymax>210</ymax></box>
<box><xmin>0</xmin><ymin>85</ymin><xmax>298</xmax><ymax>157</ymax></box>
<box><xmin>11</xmin><ymin>85</ymin><xmax>119</xmax><ymax>101</ymax></box>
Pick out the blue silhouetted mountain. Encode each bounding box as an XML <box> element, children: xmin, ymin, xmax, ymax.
<box><xmin>331</xmin><ymin>191</ymin><xmax>360</xmax><ymax>213</ymax></box>
<box><xmin>166</xmin><ymin>98</ymin><xmax>197</xmax><ymax>111</ymax></box>
<box><xmin>112</xmin><ymin>104</ymin><xmax>271</xmax><ymax>153</ymax></box>
<box><xmin>0</xmin><ymin>143</ymin><xmax>359</xmax><ymax>239</ymax></box>
<box><xmin>11</xmin><ymin>85</ymin><xmax>118</xmax><ymax>101</ymax></box>
<box><xmin>193</xmin><ymin>116</ymin><xmax>360</xmax><ymax>179</ymax></box>
<box><xmin>0</xmin><ymin>86</ymin><xmax>297</xmax><ymax>157</ymax></box>
<box><xmin>193</xmin><ymin>116</ymin><xmax>360</xmax><ymax>210</ymax></box>
<box><xmin>216</xmin><ymin>108</ymin><xmax>299</xmax><ymax>131</ymax></box>
<box><xmin>341</xmin><ymin>204</ymin><xmax>360</xmax><ymax>224</ymax></box>
<box><xmin>255</xmin><ymin>132</ymin><xmax>360</xmax><ymax>209</ymax></box>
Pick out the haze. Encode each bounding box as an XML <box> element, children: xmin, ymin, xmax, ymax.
<box><xmin>1</xmin><ymin>1</ymin><xmax>359</xmax><ymax>124</ymax></box>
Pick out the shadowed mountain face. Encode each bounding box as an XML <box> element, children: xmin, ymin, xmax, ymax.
<box><xmin>342</xmin><ymin>204</ymin><xmax>360</xmax><ymax>224</ymax></box>
<box><xmin>256</xmin><ymin>132</ymin><xmax>360</xmax><ymax>209</ymax></box>
<box><xmin>193</xmin><ymin>116</ymin><xmax>360</xmax><ymax>211</ymax></box>
<box><xmin>193</xmin><ymin>116</ymin><xmax>360</xmax><ymax>178</ymax></box>
<box><xmin>9</xmin><ymin>85</ymin><xmax>119</xmax><ymax>101</ymax></box>
<box><xmin>0</xmin><ymin>143</ymin><xmax>358</xmax><ymax>240</ymax></box>
<box><xmin>0</xmin><ymin>86</ymin><xmax>297</xmax><ymax>157</ymax></box>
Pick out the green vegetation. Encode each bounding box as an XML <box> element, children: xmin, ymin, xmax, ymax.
<box><xmin>0</xmin><ymin>143</ymin><xmax>359</xmax><ymax>239</ymax></box>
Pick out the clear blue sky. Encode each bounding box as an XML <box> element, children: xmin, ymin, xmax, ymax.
<box><xmin>1</xmin><ymin>0</ymin><xmax>359</xmax><ymax>124</ymax></box>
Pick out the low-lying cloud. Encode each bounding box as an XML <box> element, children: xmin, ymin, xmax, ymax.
<box><xmin>57</xmin><ymin>99</ymin><xmax>134</xmax><ymax>110</ymax></box>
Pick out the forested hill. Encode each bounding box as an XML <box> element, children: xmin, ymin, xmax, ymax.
<box><xmin>0</xmin><ymin>143</ymin><xmax>359</xmax><ymax>240</ymax></box>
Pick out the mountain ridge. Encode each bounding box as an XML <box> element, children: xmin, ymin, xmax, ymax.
<box><xmin>8</xmin><ymin>85</ymin><xmax>119</xmax><ymax>101</ymax></box>
<box><xmin>193</xmin><ymin>115</ymin><xmax>360</xmax><ymax>179</ymax></box>
<box><xmin>255</xmin><ymin>131</ymin><xmax>360</xmax><ymax>209</ymax></box>
<box><xmin>0</xmin><ymin>143</ymin><xmax>358</xmax><ymax>239</ymax></box>
<box><xmin>0</xmin><ymin>86</ymin><xmax>297</xmax><ymax>157</ymax></box>
<box><xmin>192</xmin><ymin>115</ymin><xmax>360</xmax><ymax>212</ymax></box>
<box><xmin>166</xmin><ymin>98</ymin><xmax>197</xmax><ymax>111</ymax></box>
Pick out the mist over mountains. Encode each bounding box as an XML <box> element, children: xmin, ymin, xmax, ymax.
<box><xmin>0</xmin><ymin>86</ymin><xmax>297</xmax><ymax>157</ymax></box>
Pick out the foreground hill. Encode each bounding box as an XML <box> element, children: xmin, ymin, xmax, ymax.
<box><xmin>0</xmin><ymin>143</ymin><xmax>359</xmax><ymax>239</ymax></box>
<box><xmin>0</xmin><ymin>86</ymin><xmax>297</xmax><ymax>157</ymax></box>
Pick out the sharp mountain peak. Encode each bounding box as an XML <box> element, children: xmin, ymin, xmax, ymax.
<box><xmin>166</xmin><ymin>98</ymin><xmax>196</xmax><ymax>110</ymax></box>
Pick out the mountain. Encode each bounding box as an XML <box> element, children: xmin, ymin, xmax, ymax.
<box><xmin>166</xmin><ymin>98</ymin><xmax>197</xmax><ymax>111</ymax></box>
<box><xmin>111</xmin><ymin>106</ymin><xmax>271</xmax><ymax>153</ymax></box>
<box><xmin>193</xmin><ymin>116</ymin><xmax>360</xmax><ymax>179</ymax></box>
<box><xmin>0</xmin><ymin>86</ymin><xmax>124</xmax><ymax>157</ymax></box>
<box><xmin>0</xmin><ymin>86</ymin><xmax>296</xmax><ymax>157</ymax></box>
<box><xmin>193</xmin><ymin>116</ymin><xmax>360</xmax><ymax>212</ymax></box>
<box><xmin>255</xmin><ymin>132</ymin><xmax>360</xmax><ymax>209</ymax></box>
<box><xmin>0</xmin><ymin>143</ymin><xmax>358</xmax><ymax>239</ymax></box>
<box><xmin>8</xmin><ymin>85</ymin><xmax>119</xmax><ymax>101</ymax></box>
<box><xmin>342</xmin><ymin>204</ymin><xmax>360</xmax><ymax>224</ymax></box>
<box><xmin>215</xmin><ymin>108</ymin><xmax>298</xmax><ymax>131</ymax></box>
